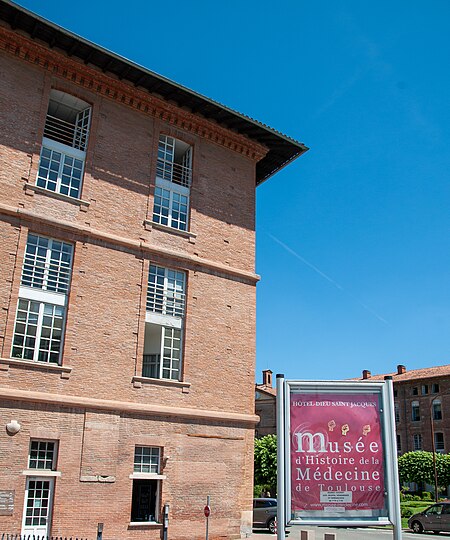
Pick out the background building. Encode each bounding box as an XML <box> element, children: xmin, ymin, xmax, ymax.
<box><xmin>256</xmin><ymin>364</ymin><xmax>450</xmax><ymax>459</ymax></box>
<box><xmin>0</xmin><ymin>2</ymin><xmax>307</xmax><ymax>538</ymax></box>
<box><xmin>255</xmin><ymin>370</ymin><xmax>276</xmax><ymax>438</ymax></box>
<box><xmin>357</xmin><ymin>364</ymin><xmax>450</xmax><ymax>456</ymax></box>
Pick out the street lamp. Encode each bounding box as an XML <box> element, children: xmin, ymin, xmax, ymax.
<box><xmin>429</xmin><ymin>397</ymin><xmax>439</xmax><ymax>503</ymax></box>
<box><xmin>429</xmin><ymin>394</ymin><xmax>446</xmax><ymax>503</ymax></box>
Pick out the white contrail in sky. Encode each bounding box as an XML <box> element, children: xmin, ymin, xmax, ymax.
<box><xmin>268</xmin><ymin>233</ymin><xmax>389</xmax><ymax>326</ymax></box>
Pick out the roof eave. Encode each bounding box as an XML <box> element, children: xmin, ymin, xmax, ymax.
<box><xmin>0</xmin><ymin>0</ymin><xmax>308</xmax><ymax>184</ymax></box>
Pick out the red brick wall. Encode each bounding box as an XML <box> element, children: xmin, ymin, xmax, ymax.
<box><xmin>0</xmin><ymin>26</ymin><xmax>260</xmax><ymax>540</ymax></box>
<box><xmin>394</xmin><ymin>378</ymin><xmax>450</xmax><ymax>455</ymax></box>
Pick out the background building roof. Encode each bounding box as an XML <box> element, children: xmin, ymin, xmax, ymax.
<box><xmin>356</xmin><ymin>364</ymin><xmax>450</xmax><ymax>383</ymax></box>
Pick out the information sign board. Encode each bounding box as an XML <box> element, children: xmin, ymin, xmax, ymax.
<box><xmin>276</xmin><ymin>377</ymin><xmax>401</xmax><ymax>539</ymax></box>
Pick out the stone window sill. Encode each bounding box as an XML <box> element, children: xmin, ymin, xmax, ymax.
<box><xmin>25</xmin><ymin>184</ymin><xmax>90</xmax><ymax>209</ymax></box>
<box><xmin>132</xmin><ymin>375</ymin><xmax>190</xmax><ymax>391</ymax></box>
<box><xmin>144</xmin><ymin>220</ymin><xmax>197</xmax><ymax>242</ymax></box>
<box><xmin>129</xmin><ymin>473</ymin><xmax>166</xmax><ymax>480</ymax></box>
<box><xmin>1</xmin><ymin>357</ymin><xmax>72</xmax><ymax>379</ymax></box>
<box><xmin>128</xmin><ymin>522</ymin><xmax>161</xmax><ymax>528</ymax></box>
<box><xmin>22</xmin><ymin>470</ymin><xmax>61</xmax><ymax>477</ymax></box>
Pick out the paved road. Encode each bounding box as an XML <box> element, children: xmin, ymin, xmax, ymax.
<box><xmin>247</xmin><ymin>527</ymin><xmax>450</xmax><ymax>539</ymax></box>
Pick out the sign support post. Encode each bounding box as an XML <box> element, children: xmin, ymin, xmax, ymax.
<box><xmin>276</xmin><ymin>373</ymin><xmax>286</xmax><ymax>540</ymax></box>
<box><xmin>383</xmin><ymin>376</ymin><xmax>402</xmax><ymax>540</ymax></box>
<box><xmin>205</xmin><ymin>495</ymin><xmax>211</xmax><ymax>540</ymax></box>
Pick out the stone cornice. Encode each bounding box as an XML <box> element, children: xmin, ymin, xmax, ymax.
<box><xmin>0</xmin><ymin>386</ymin><xmax>259</xmax><ymax>426</ymax></box>
<box><xmin>0</xmin><ymin>25</ymin><xmax>268</xmax><ymax>162</ymax></box>
<box><xmin>0</xmin><ymin>202</ymin><xmax>260</xmax><ymax>284</ymax></box>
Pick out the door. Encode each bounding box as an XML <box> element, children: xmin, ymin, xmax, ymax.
<box><xmin>253</xmin><ymin>499</ymin><xmax>276</xmax><ymax>527</ymax></box>
<box><xmin>440</xmin><ymin>504</ymin><xmax>450</xmax><ymax>532</ymax></box>
<box><xmin>22</xmin><ymin>477</ymin><xmax>54</xmax><ymax>536</ymax></box>
<box><xmin>422</xmin><ymin>504</ymin><xmax>443</xmax><ymax>532</ymax></box>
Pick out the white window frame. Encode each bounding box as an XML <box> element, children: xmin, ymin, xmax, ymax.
<box><xmin>133</xmin><ymin>446</ymin><xmax>161</xmax><ymax>474</ymax></box>
<box><xmin>142</xmin><ymin>325</ymin><xmax>182</xmax><ymax>381</ymax></box>
<box><xmin>21</xmin><ymin>234</ymin><xmax>73</xmax><ymax>295</ymax></box>
<box><xmin>143</xmin><ymin>265</ymin><xmax>185</xmax><ymax>381</ymax></box>
<box><xmin>153</xmin><ymin>135</ymin><xmax>192</xmax><ymax>232</ymax></box>
<box><xmin>36</xmin><ymin>138</ymin><xmax>86</xmax><ymax>199</ymax></box>
<box><xmin>36</xmin><ymin>89</ymin><xmax>92</xmax><ymax>200</ymax></box>
<box><xmin>28</xmin><ymin>440</ymin><xmax>58</xmax><ymax>471</ymax></box>
<box><xmin>147</xmin><ymin>265</ymin><xmax>186</xmax><ymax>319</ymax></box>
<box><xmin>153</xmin><ymin>180</ymin><xmax>189</xmax><ymax>231</ymax></box>
<box><xmin>11</xmin><ymin>234</ymin><xmax>73</xmax><ymax>365</ymax></box>
<box><xmin>11</xmin><ymin>299</ymin><xmax>65</xmax><ymax>364</ymax></box>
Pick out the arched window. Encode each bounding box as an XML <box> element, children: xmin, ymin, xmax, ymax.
<box><xmin>152</xmin><ymin>135</ymin><xmax>192</xmax><ymax>232</ymax></box>
<box><xmin>411</xmin><ymin>400</ymin><xmax>420</xmax><ymax>421</ymax></box>
<box><xmin>434</xmin><ymin>432</ymin><xmax>445</xmax><ymax>453</ymax></box>
<box><xmin>433</xmin><ymin>399</ymin><xmax>442</xmax><ymax>421</ymax></box>
<box><xmin>36</xmin><ymin>90</ymin><xmax>91</xmax><ymax>199</ymax></box>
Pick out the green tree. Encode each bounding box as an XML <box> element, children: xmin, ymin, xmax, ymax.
<box><xmin>254</xmin><ymin>434</ymin><xmax>277</xmax><ymax>496</ymax></box>
<box><xmin>398</xmin><ymin>451</ymin><xmax>450</xmax><ymax>491</ymax></box>
<box><xmin>398</xmin><ymin>451</ymin><xmax>435</xmax><ymax>485</ymax></box>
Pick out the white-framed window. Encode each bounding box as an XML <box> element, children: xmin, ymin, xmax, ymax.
<box><xmin>435</xmin><ymin>432</ymin><xmax>445</xmax><ymax>453</ymax></box>
<box><xmin>143</xmin><ymin>265</ymin><xmax>186</xmax><ymax>381</ymax></box>
<box><xmin>396</xmin><ymin>434</ymin><xmax>402</xmax><ymax>454</ymax></box>
<box><xmin>134</xmin><ymin>446</ymin><xmax>160</xmax><ymax>474</ymax></box>
<box><xmin>432</xmin><ymin>383</ymin><xmax>440</xmax><ymax>394</ymax></box>
<box><xmin>11</xmin><ymin>234</ymin><xmax>73</xmax><ymax>365</ymax></box>
<box><xmin>413</xmin><ymin>433</ymin><xmax>422</xmax><ymax>451</ymax></box>
<box><xmin>131</xmin><ymin>447</ymin><xmax>162</xmax><ymax>523</ymax></box>
<box><xmin>412</xmin><ymin>400</ymin><xmax>420</xmax><ymax>422</ymax></box>
<box><xmin>421</xmin><ymin>384</ymin><xmax>429</xmax><ymax>395</ymax></box>
<box><xmin>12</xmin><ymin>300</ymin><xmax>64</xmax><ymax>363</ymax></box>
<box><xmin>153</xmin><ymin>135</ymin><xmax>192</xmax><ymax>231</ymax></box>
<box><xmin>394</xmin><ymin>402</ymin><xmax>400</xmax><ymax>422</ymax></box>
<box><xmin>21</xmin><ymin>234</ymin><xmax>72</xmax><ymax>294</ymax></box>
<box><xmin>36</xmin><ymin>89</ymin><xmax>91</xmax><ymax>199</ymax></box>
<box><xmin>433</xmin><ymin>399</ymin><xmax>443</xmax><ymax>421</ymax></box>
<box><xmin>147</xmin><ymin>265</ymin><xmax>185</xmax><ymax>317</ymax></box>
<box><xmin>28</xmin><ymin>440</ymin><xmax>57</xmax><ymax>470</ymax></box>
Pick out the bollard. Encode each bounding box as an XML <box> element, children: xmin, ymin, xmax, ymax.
<box><xmin>300</xmin><ymin>530</ymin><xmax>315</xmax><ymax>540</ymax></box>
<box><xmin>163</xmin><ymin>503</ymin><xmax>170</xmax><ymax>540</ymax></box>
<box><xmin>97</xmin><ymin>523</ymin><xmax>103</xmax><ymax>540</ymax></box>
<box><xmin>324</xmin><ymin>534</ymin><xmax>336</xmax><ymax>540</ymax></box>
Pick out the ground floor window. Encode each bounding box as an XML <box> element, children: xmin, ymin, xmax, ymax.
<box><xmin>131</xmin><ymin>479</ymin><xmax>158</xmax><ymax>522</ymax></box>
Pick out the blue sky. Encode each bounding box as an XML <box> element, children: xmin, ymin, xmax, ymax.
<box><xmin>15</xmin><ymin>0</ymin><xmax>450</xmax><ymax>381</ymax></box>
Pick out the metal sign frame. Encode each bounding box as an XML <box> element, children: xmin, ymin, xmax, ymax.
<box><xmin>276</xmin><ymin>375</ymin><xmax>401</xmax><ymax>540</ymax></box>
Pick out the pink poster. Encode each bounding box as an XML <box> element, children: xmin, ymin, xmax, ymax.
<box><xmin>290</xmin><ymin>392</ymin><xmax>385</xmax><ymax>512</ymax></box>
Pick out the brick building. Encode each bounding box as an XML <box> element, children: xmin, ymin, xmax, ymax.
<box><xmin>255</xmin><ymin>370</ymin><xmax>276</xmax><ymax>438</ymax></box>
<box><xmin>0</xmin><ymin>2</ymin><xmax>307</xmax><ymax>538</ymax></box>
<box><xmin>357</xmin><ymin>364</ymin><xmax>450</xmax><ymax>456</ymax></box>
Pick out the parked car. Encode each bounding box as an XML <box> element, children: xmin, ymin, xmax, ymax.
<box><xmin>253</xmin><ymin>497</ymin><xmax>277</xmax><ymax>534</ymax></box>
<box><xmin>408</xmin><ymin>502</ymin><xmax>450</xmax><ymax>533</ymax></box>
